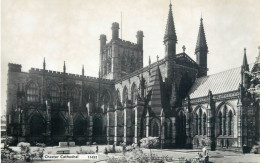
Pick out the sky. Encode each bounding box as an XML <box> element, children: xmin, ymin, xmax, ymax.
<box><xmin>1</xmin><ymin>0</ymin><xmax>260</xmax><ymax>114</ymax></box>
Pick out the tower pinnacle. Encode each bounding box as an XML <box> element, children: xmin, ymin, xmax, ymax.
<box><xmin>242</xmin><ymin>48</ymin><xmax>249</xmax><ymax>71</ymax></box>
<box><xmin>82</xmin><ymin>65</ymin><xmax>85</xmax><ymax>76</ymax></box>
<box><xmin>63</xmin><ymin>61</ymin><xmax>66</xmax><ymax>73</ymax></box>
<box><xmin>43</xmin><ymin>57</ymin><xmax>46</xmax><ymax>70</ymax></box>
<box><xmin>195</xmin><ymin>16</ymin><xmax>208</xmax><ymax>77</ymax></box>
<box><xmin>195</xmin><ymin>16</ymin><xmax>208</xmax><ymax>53</ymax></box>
<box><xmin>164</xmin><ymin>2</ymin><xmax>177</xmax><ymax>42</ymax></box>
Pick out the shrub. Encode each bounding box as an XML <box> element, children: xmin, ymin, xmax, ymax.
<box><xmin>127</xmin><ymin>148</ymin><xmax>171</xmax><ymax>163</ymax></box>
<box><xmin>1</xmin><ymin>136</ymin><xmax>17</xmax><ymax>146</ymax></box>
<box><xmin>132</xmin><ymin>143</ymin><xmax>138</xmax><ymax>148</ymax></box>
<box><xmin>126</xmin><ymin>145</ymin><xmax>134</xmax><ymax>152</ymax></box>
<box><xmin>31</xmin><ymin>148</ymin><xmax>45</xmax><ymax>160</ymax></box>
<box><xmin>199</xmin><ymin>138</ymin><xmax>212</xmax><ymax>147</ymax></box>
<box><xmin>36</xmin><ymin>143</ymin><xmax>46</xmax><ymax>147</ymax></box>
<box><xmin>76</xmin><ymin>147</ymin><xmax>95</xmax><ymax>154</ymax></box>
<box><xmin>17</xmin><ymin>142</ymin><xmax>31</xmax><ymax>148</ymax></box>
<box><xmin>108</xmin><ymin>156</ymin><xmax>127</xmax><ymax>163</ymax></box>
<box><xmin>103</xmin><ymin>146</ymin><xmax>122</xmax><ymax>154</ymax></box>
<box><xmin>140</xmin><ymin>137</ymin><xmax>159</xmax><ymax>149</ymax></box>
<box><xmin>17</xmin><ymin>142</ymin><xmax>31</xmax><ymax>154</ymax></box>
<box><xmin>250</xmin><ymin>144</ymin><xmax>260</xmax><ymax>154</ymax></box>
<box><xmin>104</xmin><ymin>147</ymin><xmax>108</xmax><ymax>154</ymax></box>
<box><xmin>86</xmin><ymin>142</ymin><xmax>91</xmax><ymax>146</ymax></box>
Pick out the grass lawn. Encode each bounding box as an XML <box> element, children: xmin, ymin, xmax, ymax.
<box><xmin>6</xmin><ymin>145</ymin><xmax>260</xmax><ymax>163</ymax></box>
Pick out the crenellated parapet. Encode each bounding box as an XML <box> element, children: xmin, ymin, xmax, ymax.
<box><xmin>28</xmin><ymin>67</ymin><xmax>114</xmax><ymax>83</ymax></box>
<box><xmin>8</xmin><ymin>63</ymin><xmax>22</xmax><ymax>72</ymax></box>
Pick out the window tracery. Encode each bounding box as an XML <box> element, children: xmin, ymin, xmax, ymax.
<box><xmin>26</xmin><ymin>82</ymin><xmax>39</xmax><ymax>102</ymax></box>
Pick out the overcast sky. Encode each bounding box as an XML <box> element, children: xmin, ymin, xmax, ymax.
<box><xmin>1</xmin><ymin>0</ymin><xmax>260</xmax><ymax>113</ymax></box>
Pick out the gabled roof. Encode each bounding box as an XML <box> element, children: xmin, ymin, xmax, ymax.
<box><xmin>176</xmin><ymin>52</ymin><xmax>199</xmax><ymax>68</ymax></box>
<box><xmin>189</xmin><ymin>65</ymin><xmax>252</xmax><ymax>99</ymax></box>
<box><xmin>150</xmin><ymin>65</ymin><xmax>167</xmax><ymax>115</ymax></box>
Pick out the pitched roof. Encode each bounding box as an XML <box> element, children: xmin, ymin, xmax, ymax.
<box><xmin>189</xmin><ymin>65</ymin><xmax>252</xmax><ymax>99</ymax></box>
<box><xmin>164</xmin><ymin>3</ymin><xmax>177</xmax><ymax>42</ymax></box>
<box><xmin>195</xmin><ymin>18</ymin><xmax>208</xmax><ymax>53</ymax></box>
<box><xmin>150</xmin><ymin>66</ymin><xmax>167</xmax><ymax>115</ymax></box>
<box><xmin>176</xmin><ymin>52</ymin><xmax>199</xmax><ymax>68</ymax></box>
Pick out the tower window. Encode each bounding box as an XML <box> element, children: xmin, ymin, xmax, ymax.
<box><xmin>26</xmin><ymin>82</ymin><xmax>39</xmax><ymax>102</ymax></box>
<box><xmin>50</xmin><ymin>85</ymin><xmax>60</xmax><ymax>104</ymax></box>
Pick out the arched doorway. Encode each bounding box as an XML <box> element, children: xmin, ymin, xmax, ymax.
<box><xmin>30</xmin><ymin>114</ymin><xmax>46</xmax><ymax>136</ymax></box>
<box><xmin>51</xmin><ymin>114</ymin><xmax>66</xmax><ymax>136</ymax></box>
<box><xmin>74</xmin><ymin>118</ymin><xmax>87</xmax><ymax>136</ymax></box>
<box><xmin>176</xmin><ymin>111</ymin><xmax>186</xmax><ymax>147</ymax></box>
<box><xmin>93</xmin><ymin>115</ymin><xmax>104</xmax><ymax>143</ymax></box>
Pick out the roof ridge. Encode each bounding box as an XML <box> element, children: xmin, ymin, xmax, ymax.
<box><xmin>198</xmin><ymin>63</ymin><xmax>253</xmax><ymax>79</ymax></box>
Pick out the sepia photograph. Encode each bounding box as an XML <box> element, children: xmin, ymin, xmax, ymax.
<box><xmin>1</xmin><ymin>0</ymin><xmax>260</xmax><ymax>162</ymax></box>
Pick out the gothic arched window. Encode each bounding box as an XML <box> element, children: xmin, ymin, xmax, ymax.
<box><xmin>228</xmin><ymin>110</ymin><xmax>233</xmax><ymax>135</ymax></box>
<box><xmin>67</xmin><ymin>87</ymin><xmax>79</xmax><ymax>104</ymax></box>
<box><xmin>203</xmin><ymin>113</ymin><xmax>207</xmax><ymax>135</ymax></box>
<box><xmin>26</xmin><ymin>82</ymin><xmax>39</xmax><ymax>102</ymax></box>
<box><xmin>164</xmin><ymin>122</ymin><xmax>168</xmax><ymax>139</ymax></box>
<box><xmin>103</xmin><ymin>91</ymin><xmax>110</xmax><ymax>105</ymax></box>
<box><xmin>103</xmin><ymin>61</ymin><xmax>107</xmax><ymax>75</ymax></box>
<box><xmin>121</xmin><ymin>56</ymin><xmax>127</xmax><ymax>72</ymax></box>
<box><xmin>87</xmin><ymin>89</ymin><xmax>96</xmax><ymax>104</ymax></box>
<box><xmin>122</xmin><ymin>86</ymin><xmax>128</xmax><ymax>104</ymax></box>
<box><xmin>152</xmin><ymin>121</ymin><xmax>159</xmax><ymax>137</ymax></box>
<box><xmin>131</xmin><ymin>83</ymin><xmax>138</xmax><ymax>104</ymax></box>
<box><xmin>199</xmin><ymin>109</ymin><xmax>202</xmax><ymax>135</ymax></box>
<box><xmin>50</xmin><ymin>85</ymin><xmax>60</xmax><ymax>104</ymax></box>
<box><xmin>218</xmin><ymin>112</ymin><xmax>222</xmax><ymax>135</ymax></box>
<box><xmin>130</xmin><ymin>56</ymin><xmax>135</xmax><ymax>72</ymax></box>
<box><xmin>223</xmin><ymin>106</ymin><xmax>227</xmax><ymax>135</ymax></box>
<box><xmin>182</xmin><ymin>113</ymin><xmax>186</xmax><ymax>136</ymax></box>
<box><xmin>107</xmin><ymin>59</ymin><xmax>111</xmax><ymax>74</ymax></box>
<box><xmin>195</xmin><ymin>113</ymin><xmax>198</xmax><ymax>135</ymax></box>
<box><xmin>116</xmin><ymin>90</ymin><xmax>121</xmax><ymax>105</ymax></box>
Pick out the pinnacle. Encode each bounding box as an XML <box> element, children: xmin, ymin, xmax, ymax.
<box><xmin>164</xmin><ymin>2</ymin><xmax>177</xmax><ymax>42</ymax></box>
<box><xmin>242</xmin><ymin>48</ymin><xmax>249</xmax><ymax>68</ymax></box>
<box><xmin>195</xmin><ymin>17</ymin><xmax>208</xmax><ymax>53</ymax></box>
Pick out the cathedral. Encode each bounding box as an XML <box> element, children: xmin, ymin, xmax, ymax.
<box><xmin>6</xmin><ymin>2</ymin><xmax>260</xmax><ymax>152</ymax></box>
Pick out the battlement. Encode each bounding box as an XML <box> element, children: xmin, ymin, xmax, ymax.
<box><xmin>104</xmin><ymin>39</ymin><xmax>139</xmax><ymax>50</ymax></box>
<box><xmin>8</xmin><ymin>63</ymin><xmax>22</xmax><ymax>72</ymax></box>
<box><xmin>118</xmin><ymin>39</ymin><xmax>139</xmax><ymax>49</ymax></box>
<box><xmin>29</xmin><ymin>67</ymin><xmax>113</xmax><ymax>83</ymax></box>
